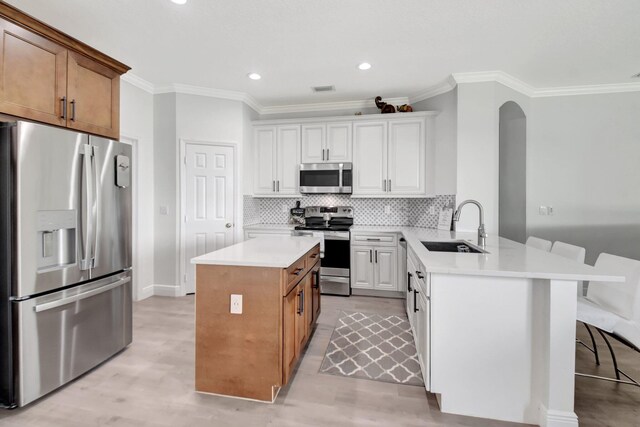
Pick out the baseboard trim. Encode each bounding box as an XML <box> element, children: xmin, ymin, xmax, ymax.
<box><xmin>539</xmin><ymin>404</ymin><xmax>578</xmax><ymax>427</ymax></box>
<box><xmin>137</xmin><ymin>284</ymin><xmax>155</xmax><ymax>301</ymax></box>
<box><xmin>152</xmin><ymin>284</ymin><xmax>183</xmax><ymax>297</ymax></box>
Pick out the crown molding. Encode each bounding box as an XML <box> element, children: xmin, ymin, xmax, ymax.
<box><xmin>259</xmin><ymin>96</ymin><xmax>409</xmax><ymax>115</ymax></box>
<box><xmin>532</xmin><ymin>81</ymin><xmax>640</xmax><ymax>97</ymax></box>
<box><xmin>121</xmin><ymin>73</ymin><xmax>155</xmax><ymax>94</ymax></box>
<box><xmin>409</xmin><ymin>76</ymin><xmax>457</xmax><ymax>104</ymax></box>
<box><xmin>122</xmin><ymin>70</ymin><xmax>640</xmax><ymax>116</ymax></box>
<box><xmin>452</xmin><ymin>71</ymin><xmax>535</xmax><ymax>97</ymax></box>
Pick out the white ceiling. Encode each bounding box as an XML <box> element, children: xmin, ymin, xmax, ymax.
<box><xmin>7</xmin><ymin>0</ymin><xmax>640</xmax><ymax>107</ymax></box>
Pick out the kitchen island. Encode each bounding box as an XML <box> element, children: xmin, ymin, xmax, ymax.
<box><xmin>353</xmin><ymin>226</ymin><xmax>623</xmax><ymax>427</ymax></box>
<box><xmin>191</xmin><ymin>236</ymin><xmax>321</xmax><ymax>402</ymax></box>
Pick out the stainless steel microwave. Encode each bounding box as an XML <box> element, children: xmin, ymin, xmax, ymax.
<box><xmin>299</xmin><ymin>163</ymin><xmax>352</xmax><ymax>194</ymax></box>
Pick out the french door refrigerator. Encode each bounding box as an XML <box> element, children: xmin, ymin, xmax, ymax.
<box><xmin>0</xmin><ymin>119</ymin><xmax>132</xmax><ymax>408</ymax></box>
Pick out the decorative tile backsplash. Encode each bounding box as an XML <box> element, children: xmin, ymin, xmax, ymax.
<box><xmin>243</xmin><ymin>194</ymin><xmax>456</xmax><ymax>229</ymax></box>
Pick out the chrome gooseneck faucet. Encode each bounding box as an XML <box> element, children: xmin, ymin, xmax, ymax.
<box><xmin>452</xmin><ymin>199</ymin><xmax>487</xmax><ymax>248</ymax></box>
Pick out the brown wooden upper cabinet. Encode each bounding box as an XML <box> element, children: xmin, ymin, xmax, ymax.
<box><xmin>0</xmin><ymin>3</ymin><xmax>129</xmax><ymax>139</ymax></box>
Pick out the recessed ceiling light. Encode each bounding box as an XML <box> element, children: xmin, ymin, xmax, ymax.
<box><xmin>248</xmin><ymin>73</ymin><xmax>261</xmax><ymax>80</ymax></box>
<box><xmin>358</xmin><ymin>62</ymin><xmax>372</xmax><ymax>71</ymax></box>
<box><xmin>171</xmin><ymin>0</ymin><xmax>187</xmax><ymax>4</ymax></box>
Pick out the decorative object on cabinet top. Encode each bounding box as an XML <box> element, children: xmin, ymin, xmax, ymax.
<box><xmin>375</xmin><ymin>96</ymin><xmax>396</xmax><ymax>114</ymax></box>
<box><xmin>0</xmin><ymin>3</ymin><xmax>130</xmax><ymax>74</ymax></box>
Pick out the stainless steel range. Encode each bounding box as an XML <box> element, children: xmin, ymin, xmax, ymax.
<box><xmin>293</xmin><ymin>206</ymin><xmax>353</xmax><ymax>296</ymax></box>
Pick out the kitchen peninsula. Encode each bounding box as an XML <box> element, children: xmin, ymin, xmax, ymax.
<box><xmin>191</xmin><ymin>236</ymin><xmax>321</xmax><ymax>402</ymax></box>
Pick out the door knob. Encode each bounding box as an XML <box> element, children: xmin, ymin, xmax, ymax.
<box><xmin>225</xmin><ymin>223</ymin><xmax>233</xmax><ymax>228</ymax></box>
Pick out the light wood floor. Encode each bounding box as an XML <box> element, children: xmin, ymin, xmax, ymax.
<box><xmin>0</xmin><ymin>295</ymin><xmax>638</xmax><ymax>426</ymax></box>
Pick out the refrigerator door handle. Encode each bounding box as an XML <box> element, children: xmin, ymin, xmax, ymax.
<box><xmin>33</xmin><ymin>276</ymin><xmax>131</xmax><ymax>313</ymax></box>
<box><xmin>91</xmin><ymin>145</ymin><xmax>99</xmax><ymax>268</ymax></box>
<box><xmin>80</xmin><ymin>144</ymin><xmax>94</xmax><ymax>270</ymax></box>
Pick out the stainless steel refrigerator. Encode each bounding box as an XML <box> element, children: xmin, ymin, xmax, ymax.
<box><xmin>0</xmin><ymin>119</ymin><xmax>132</xmax><ymax>408</ymax></box>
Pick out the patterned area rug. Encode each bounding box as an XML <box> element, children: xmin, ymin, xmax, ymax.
<box><xmin>319</xmin><ymin>311</ymin><xmax>424</xmax><ymax>386</ymax></box>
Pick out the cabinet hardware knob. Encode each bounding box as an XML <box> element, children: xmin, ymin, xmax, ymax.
<box><xmin>225</xmin><ymin>223</ymin><xmax>233</xmax><ymax>228</ymax></box>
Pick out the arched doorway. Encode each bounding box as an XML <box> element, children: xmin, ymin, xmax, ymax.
<box><xmin>499</xmin><ymin>101</ymin><xmax>526</xmax><ymax>242</ymax></box>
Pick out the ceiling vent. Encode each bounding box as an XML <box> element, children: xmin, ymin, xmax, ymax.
<box><xmin>632</xmin><ymin>72</ymin><xmax>640</xmax><ymax>78</ymax></box>
<box><xmin>312</xmin><ymin>85</ymin><xmax>335</xmax><ymax>93</ymax></box>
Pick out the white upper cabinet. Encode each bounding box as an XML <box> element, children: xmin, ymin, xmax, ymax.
<box><xmin>252</xmin><ymin>112</ymin><xmax>435</xmax><ymax>198</ymax></box>
<box><xmin>301</xmin><ymin>124</ymin><xmax>325</xmax><ymax>163</ymax></box>
<box><xmin>325</xmin><ymin>122</ymin><xmax>352</xmax><ymax>162</ymax></box>
<box><xmin>353</xmin><ymin>121</ymin><xmax>387</xmax><ymax>196</ymax></box>
<box><xmin>301</xmin><ymin>122</ymin><xmax>352</xmax><ymax>163</ymax></box>
<box><xmin>387</xmin><ymin>119</ymin><xmax>426</xmax><ymax>195</ymax></box>
<box><xmin>253</xmin><ymin>124</ymin><xmax>300</xmax><ymax>196</ymax></box>
<box><xmin>253</xmin><ymin>126</ymin><xmax>277</xmax><ymax>195</ymax></box>
<box><xmin>353</xmin><ymin>116</ymin><xmax>428</xmax><ymax>197</ymax></box>
<box><xmin>277</xmin><ymin>125</ymin><xmax>301</xmax><ymax>195</ymax></box>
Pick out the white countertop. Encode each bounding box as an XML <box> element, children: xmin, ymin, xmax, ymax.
<box><xmin>352</xmin><ymin>225</ymin><xmax>623</xmax><ymax>282</ymax></box>
<box><xmin>191</xmin><ymin>236</ymin><xmax>320</xmax><ymax>268</ymax></box>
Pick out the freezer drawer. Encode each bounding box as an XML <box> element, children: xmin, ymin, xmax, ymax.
<box><xmin>15</xmin><ymin>271</ymin><xmax>132</xmax><ymax>406</ymax></box>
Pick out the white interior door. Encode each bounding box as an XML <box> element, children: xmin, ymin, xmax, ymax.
<box><xmin>184</xmin><ymin>143</ymin><xmax>235</xmax><ymax>293</ymax></box>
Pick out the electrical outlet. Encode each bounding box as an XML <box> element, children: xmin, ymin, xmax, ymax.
<box><xmin>230</xmin><ymin>294</ymin><xmax>243</xmax><ymax>314</ymax></box>
<box><xmin>384</xmin><ymin>205</ymin><xmax>391</xmax><ymax>215</ymax></box>
<box><xmin>281</xmin><ymin>204</ymin><xmax>288</xmax><ymax>213</ymax></box>
<box><xmin>539</xmin><ymin>206</ymin><xmax>548</xmax><ymax>215</ymax></box>
<box><xmin>159</xmin><ymin>206</ymin><xmax>168</xmax><ymax>215</ymax></box>
<box><xmin>429</xmin><ymin>206</ymin><xmax>436</xmax><ymax>215</ymax></box>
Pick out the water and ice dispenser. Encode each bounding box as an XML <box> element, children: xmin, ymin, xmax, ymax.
<box><xmin>36</xmin><ymin>210</ymin><xmax>76</xmax><ymax>272</ymax></box>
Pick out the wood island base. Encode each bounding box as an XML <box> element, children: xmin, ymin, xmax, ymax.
<box><xmin>195</xmin><ymin>244</ymin><xmax>321</xmax><ymax>402</ymax></box>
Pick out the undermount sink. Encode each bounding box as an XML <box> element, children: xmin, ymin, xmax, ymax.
<box><xmin>421</xmin><ymin>240</ymin><xmax>487</xmax><ymax>254</ymax></box>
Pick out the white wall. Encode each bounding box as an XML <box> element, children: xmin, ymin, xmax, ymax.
<box><xmin>120</xmin><ymin>81</ymin><xmax>154</xmax><ymax>301</ymax></box>
<box><xmin>528</xmin><ymin>91</ymin><xmax>640</xmax><ymax>264</ymax></box>
<box><xmin>413</xmin><ymin>88</ymin><xmax>457</xmax><ymax>195</ymax></box>
<box><xmin>455</xmin><ymin>82</ymin><xmax>529</xmax><ymax>233</ymax></box>
<box><xmin>152</xmin><ymin>93</ymin><xmax>256</xmax><ymax>294</ymax></box>
<box><xmin>153</xmin><ymin>93</ymin><xmax>178</xmax><ymax>292</ymax></box>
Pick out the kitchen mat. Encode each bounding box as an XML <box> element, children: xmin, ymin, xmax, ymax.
<box><xmin>319</xmin><ymin>311</ymin><xmax>424</xmax><ymax>386</ymax></box>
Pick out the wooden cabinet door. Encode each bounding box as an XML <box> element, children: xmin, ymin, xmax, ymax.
<box><xmin>0</xmin><ymin>18</ymin><xmax>67</xmax><ymax>127</ymax></box>
<box><xmin>374</xmin><ymin>247</ymin><xmax>398</xmax><ymax>290</ymax></box>
<box><xmin>295</xmin><ymin>286</ymin><xmax>306</xmax><ymax>354</ymax></box>
<box><xmin>283</xmin><ymin>285</ymin><xmax>299</xmax><ymax>385</ymax></box>
<box><xmin>304</xmin><ymin>273</ymin><xmax>314</xmax><ymax>336</ymax></box>
<box><xmin>326</xmin><ymin>122</ymin><xmax>352</xmax><ymax>162</ymax></box>
<box><xmin>253</xmin><ymin>126</ymin><xmax>277</xmax><ymax>195</ymax></box>
<box><xmin>301</xmin><ymin>124</ymin><xmax>325</xmax><ymax>163</ymax></box>
<box><xmin>352</xmin><ymin>121</ymin><xmax>387</xmax><ymax>196</ymax></box>
<box><xmin>276</xmin><ymin>125</ymin><xmax>300</xmax><ymax>195</ymax></box>
<box><xmin>351</xmin><ymin>246</ymin><xmax>375</xmax><ymax>289</ymax></box>
<box><xmin>387</xmin><ymin>119</ymin><xmax>426</xmax><ymax>195</ymax></box>
<box><xmin>311</xmin><ymin>267</ymin><xmax>321</xmax><ymax>325</ymax></box>
<box><xmin>67</xmin><ymin>51</ymin><xmax>120</xmax><ymax>139</ymax></box>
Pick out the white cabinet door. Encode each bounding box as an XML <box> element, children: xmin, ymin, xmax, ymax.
<box><xmin>301</xmin><ymin>124</ymin><xmax>325</xmax><ymax>163</ymax></box>
<box><xmin>374</xmin><ymin>247</ymin><xmax>397</xmax><ymax>290</ymax></box>
<box><xmin>353</xmin><ymin>121</ymin><xmax>387</xmax><ymax>195</ymax></box>
<box><xmin>253</xmin><ymin>126</ymin><xmax>277</xmax><ymax>195</ymax></box>
<box><xmin>388</xmin><ymin>119</ymin><xmax>426</xmax><ymax>195</ymax></box>
<box><xmin>416</xmin><ymin>290</ymin><xmax>430</xmax><ymax>390</ymax></box>
<box><xmin>326</xmin><ymin>122</ymin><xmax>352</xmax><ymax>162</ymax></box>
<box><xmin>351</xmin><ymin>246</ymin><xmax>374</xmax><ymax>289</ymax></box>
<box><xmin>276</xmin><ymin>125</ymin><xmax>301</xmax><ymax>195</ymax></box>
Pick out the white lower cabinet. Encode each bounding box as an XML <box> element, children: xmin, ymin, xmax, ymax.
<box><xmin>350</xmin><ymin>232</ymin><xmax>399</xmax><ymax>292</ymax></box>
<box><xmin>374</xmin><ymin>247</ymin><xmax>397</xmax><ymax>290</ymax></box>
<box><xmin>406</xmin><ymin>247</ymin><xmax>430</xmax><ymax>391</ymax></box>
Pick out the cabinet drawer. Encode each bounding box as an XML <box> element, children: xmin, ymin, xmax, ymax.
<box><xmin>352</xmin><ymin>233</ymin><xmax>397</xmax><ymax>247</ymax></box>
<box><xmin>306</xmin><ymin>245</ymin><xmax>320</xmax><ymax>266</ymax></box>
<box><xmin>286</xmin><ymin>256</ymin><xmax>307</xmax><ymax>287</ymax></box>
